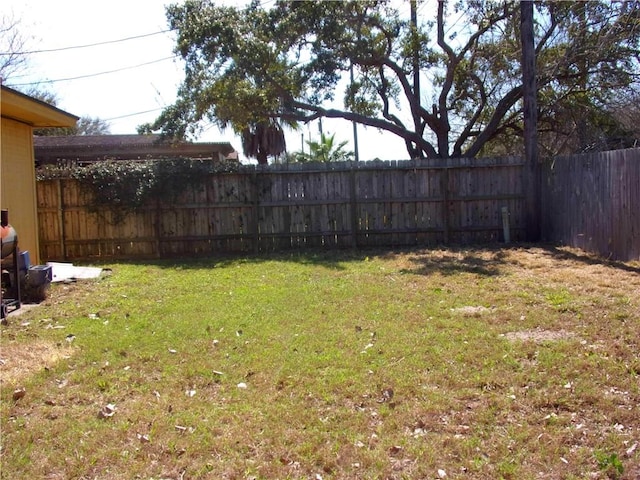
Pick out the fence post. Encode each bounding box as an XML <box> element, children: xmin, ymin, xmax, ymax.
<box><xmin>56</xmin><ymin>179</ymin><xmax>67</xmax><ymax>261</ymax></box>
<box><xmin>154</xmin><ymin>197</ymin><xmax>162</xmax><ymax>258</ymax></box>
<box><xmin>349</xmin><ymin>162</ymin><xmax>359</xmax><ymax>248</ymax></box>
<box><xmin>251</xmin><ymin>170</ymin><xmax>260</xmax><ymax>253</ymax></box>
<box><xmin>442</xmin><ymin>167</ymin><xmax>450</xmax><ymax>244</ymax></box>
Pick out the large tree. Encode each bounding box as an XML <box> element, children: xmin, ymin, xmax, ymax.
<box><xmin>144</xmin><ymin>0</ymin><xmax>640</xmax><ymax>160</ymax></box>
<box><xmin>0</xmin><ymin>13</ymin><xmax>29</xmax><ymax>81</ymax></box>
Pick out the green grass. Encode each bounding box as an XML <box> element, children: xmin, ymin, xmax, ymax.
<box><xmin>1</xmin><ymin>245</ymin><xmax>639</xmax><ymax>479</ymax></box>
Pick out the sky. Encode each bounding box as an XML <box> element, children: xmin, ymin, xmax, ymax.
<box><xmin>2</xmin><ymin>0</ymin><xmax>408</xmax><ymax>163</ymax></box>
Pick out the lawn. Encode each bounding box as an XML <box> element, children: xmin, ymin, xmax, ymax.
<box><xmin>1</xmin><ymin>245</ymin><xmax>639</xmax><ymax>479</ymax></box>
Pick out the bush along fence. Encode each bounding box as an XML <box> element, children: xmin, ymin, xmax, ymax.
<box><xmin>36</xmin><ymin>156</ymin><xmax>527</xmax><ymax>260</ymax></box>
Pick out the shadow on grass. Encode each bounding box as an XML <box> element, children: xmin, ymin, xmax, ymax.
<box><xmin>396</xmin><ymin>245</ymin><xmax>507</xmax><ymax>277</ymax></box>
<box><xmin>546</xmin><ymin>245</ymin><xmax>640</xmax><ymax>274</ymax></box>
<box><xmin>103</xmin><ymin>248</ymin><xmax>376</xmax><ymax>272</ymax></box>
<box><xmin>71</xmin><ymin>243</ymin><xmax>640</xmax><ymax>275</ymax></box>
<box><xmin>399</xmin><ymin>243</ymin><xmax>640</xmax><ymax>277</ymax></box>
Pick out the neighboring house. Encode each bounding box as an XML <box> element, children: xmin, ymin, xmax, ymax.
<box><xmin>33</xmin><ymin>134</ymin><xmax>238</xmax><ymax>166</ymax></box>
<box><xmin>1</xmin><ymin>85</ymin><xmax>78</xmax><ymax>265</ymax></box>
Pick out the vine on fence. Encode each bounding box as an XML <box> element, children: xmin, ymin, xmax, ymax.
<box><xmin>37</xmin><ymin>158</ymin><xmax>241</xmax><ymax>223</ymax></box>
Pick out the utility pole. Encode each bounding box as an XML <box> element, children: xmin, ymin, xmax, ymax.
<box><xmin>521</xmin><ymin>0</ymin><xmax>540</xmax><ymax>241</ymax></box>
<box><xmin>410</xmin><ymin>0</ymin><xmax>421</xmax><ymax>158</ymax></box>
<box><xmin>350</xmin><ymin>63</ymin><xmax>360</xmax><ymax>162</ymax></box>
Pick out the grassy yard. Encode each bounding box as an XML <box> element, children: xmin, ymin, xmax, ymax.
<box><xmin>1</xmin><ymin>245</ymin><xmax>639</xmax><ymax>479</ymax></box>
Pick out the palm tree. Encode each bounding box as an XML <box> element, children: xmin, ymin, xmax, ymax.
<box><xmin>241</xmin><ymin>121</ymin><xmax>286</xmax><ymax>165</ymax></box>
<box><xmin>301</xmin><ymin>133</ymin><xmax>354</xmax><ymax>162</ymax></box>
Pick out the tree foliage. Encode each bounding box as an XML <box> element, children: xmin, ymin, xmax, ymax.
<box><xmin>299</xmin><ymin>133</ymin><xmax>354</xmax><ymax>163</ymax></box>
<box><xmin>240</xmin><ymin>120</ymin><xmax>286</xmax><ymax>164</ymax></box>
<box><xmin>146</xmin><ymin>0</ymin><xmax>640</xmax><ymax>160</ymax></box>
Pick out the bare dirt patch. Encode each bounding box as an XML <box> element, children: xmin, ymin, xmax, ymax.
<box><xmin>451</xmin><ymin>305</ymin><xmax>492</xmax><ymax>316</ymax></box>
<box><xmin>502</xmin><ymin>328</ymin><xmax>575</xmax><ymax>343</ymax></box>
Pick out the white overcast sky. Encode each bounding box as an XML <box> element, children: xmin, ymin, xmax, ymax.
<box><xmin>2</xmin><ymin>0</ymin><xmax>409</xmax><ymax>162</ymax></box>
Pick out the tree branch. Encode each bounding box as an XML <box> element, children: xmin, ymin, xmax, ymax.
<box><xmin>282</xmin><ymin>99</ymin><xmax>438</xmax><ymax>158</ymax></box>
<box><xmin>464</xmin><ymin>85</ymin><xmax>522</xmax><ymax>157</ymax></box>
<box><xmin>452</xmin><ymin>72</ymin><xmax>488</xmax><ymax>157</ymax></box>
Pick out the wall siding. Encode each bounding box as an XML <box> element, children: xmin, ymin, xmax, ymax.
<box><xmin>2</xmin><ymin>118</ymin><xmax>41</xmax><ymax>264</ymax></box>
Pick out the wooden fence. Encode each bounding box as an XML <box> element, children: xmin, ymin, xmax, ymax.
<box><xmin>36</xmin><ymin>156</ymin><xmax>527</xmax><ymax>260</ymax></box>
<box><xmin>541</xmin><ymin>148</ymin><xmax>640</xmax><ymax>262</ymax></box>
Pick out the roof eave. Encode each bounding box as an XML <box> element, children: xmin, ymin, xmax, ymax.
<box><xmin>1</xmin><ymin>85</ymin><xmax>79</xmax><ymax>128</ymax></box>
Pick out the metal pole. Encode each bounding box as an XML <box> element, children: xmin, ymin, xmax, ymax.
<box><xmin>350</xmin><ymin>63</ymin><xmax>360</xmax><ymax>162</ymax></box>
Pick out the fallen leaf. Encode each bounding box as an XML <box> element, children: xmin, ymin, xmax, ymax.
<box><xmin>13</xmin><ymin>387</ymin><xmax>26</xmax><ymax>401</ymax></box>
<box><xmin>98</xmin><ymin>403</ymin><xmax>116</xmax><ymax>419</ymax></box>
<box><xmin>361</xmin><ymin>343</ymin><xmax>375</xmax><ymax>353</ymax></box>
<box><xmin>389</xmin><ymin>445</ymin><xmax>403</xmax><ymax>455</ymax></box>
<box><xmin>378</xmin><ymin>388</ymin><xmax>394</xmax><ymax>403</ymax></box>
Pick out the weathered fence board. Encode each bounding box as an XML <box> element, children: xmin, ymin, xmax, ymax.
<box><xmin>36</xmin><ymin>156</ymin><xmax>530</xmax><ymax>260</ymax></box>
<box><xmin>542</xmin><ymin>148</ymin><xmax>640</xmax><ymax>261</ymax></box>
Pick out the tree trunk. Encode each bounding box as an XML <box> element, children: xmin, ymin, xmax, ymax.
<box><xmin>256</xmin><ymin>151</ymin><xmax>268</xmax><ymax>165</ymax></box>
<box><xmin>521</xmin><ymin>0</ymin><xmax>540</xmax><ymax>241</ymax></box>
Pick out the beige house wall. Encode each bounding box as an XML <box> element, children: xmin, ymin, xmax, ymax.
<box><xmin>1</xmin><ymin>117</ymin><xmax>41</xmax><ymax>264</ymax></box>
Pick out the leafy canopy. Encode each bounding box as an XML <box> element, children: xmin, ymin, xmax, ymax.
<box><xmin>144</xmin><ymin>0</ymin><xmax>640</xmax><ymax>160</ymax></box>
<box><xmin>300</xmin><ymin>133</ymin><xmax>354</xmax><ymax>163</ymax></box>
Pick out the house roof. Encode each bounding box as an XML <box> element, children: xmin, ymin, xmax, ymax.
<box><xmin>1</xmin><ymin>85</ymin><xmax>79</xmax><ymax>128</ymax></box>
<box><xmin>33</xmin><ymin>134</ymin><xmax>238</xmax><ymax>162</ymax></box>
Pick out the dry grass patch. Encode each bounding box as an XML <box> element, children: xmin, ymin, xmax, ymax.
<box><xmin>0</xmin><ymin>339</ymin><xmax>74</xmax><ymax>385</ymax></box>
